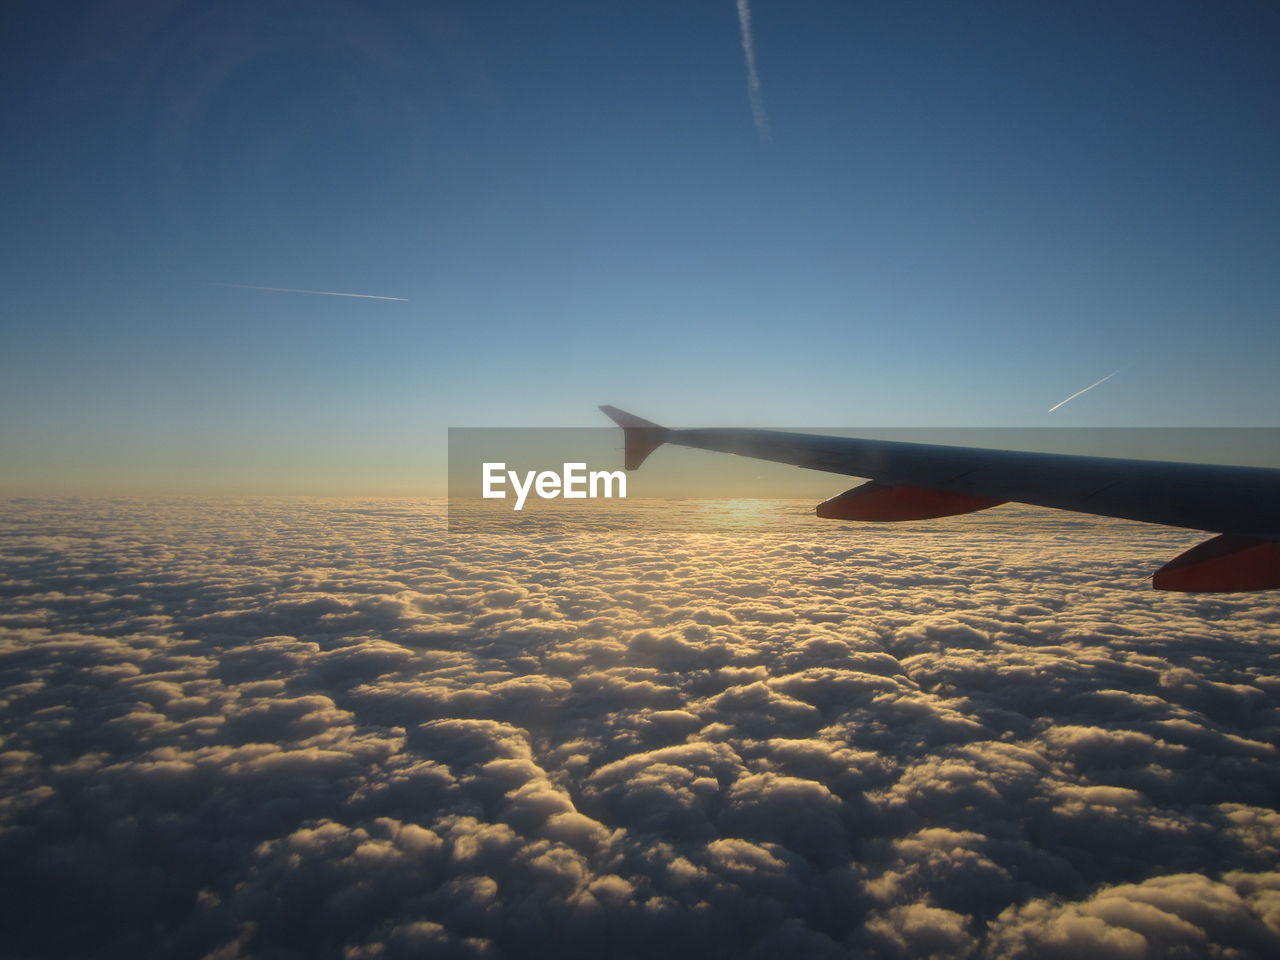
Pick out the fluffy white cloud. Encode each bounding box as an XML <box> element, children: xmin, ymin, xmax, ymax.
<box><xmin>0</xmin><ymin>498</ymin><xmax>1277</xmax><ymax>958</ymax></box>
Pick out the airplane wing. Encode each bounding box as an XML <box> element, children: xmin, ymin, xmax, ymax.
<box><xmin>599</xmin><ymin>405</ymin><xmax>1280</xmax><ymax>592</ymax></box>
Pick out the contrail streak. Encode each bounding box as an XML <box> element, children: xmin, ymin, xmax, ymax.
<box><xmin>215</xmin><ymin>283</ymin><xmax>407</xmax><ymax>302</ymax></box>
<box><xmin>736</xmin><ymin>0</ymin><xmax>771</xmax><ymax>143</ymax></box>
<box><xmin>1048</xmin><ymin>369</ymin><xmax>1123</xmax><ymax>412</ymax></box>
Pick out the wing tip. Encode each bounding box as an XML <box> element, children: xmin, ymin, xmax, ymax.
<box><xmin>600</xmin><ymin>405</ymin><xmax>669</xmax><ymax>470</ymax></box>
<box><xmin>599</xmin><ymin>405</ymin><xmax>664</xmax><ymax>430</ymax></box>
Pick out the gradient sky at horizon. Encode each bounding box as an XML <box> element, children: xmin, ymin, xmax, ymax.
<box><xmin>4</xmin><ymin>0</ymin><xmax>1279</xmax><ymax>493</ymax></box>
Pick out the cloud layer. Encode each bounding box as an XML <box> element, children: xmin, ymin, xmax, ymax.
<box><xmin>1</xmin><ymin>498</ymin><xmax>1277</xmax><ymax>958</ymax></box>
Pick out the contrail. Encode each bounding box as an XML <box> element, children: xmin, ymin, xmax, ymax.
<box><xmin>1048</xmin><ymin>368</ymin><xmax>1123</xmax><ymax>412</ymax></box>
<box><xmin>215</xmin><ymin>283</ymin><xmax>407</xmax><ymax>302</ymax></box>
<box><xmin>735</xmin><ymin>0</ymin><xmax>771</xmax><ymax>143</ymax></box>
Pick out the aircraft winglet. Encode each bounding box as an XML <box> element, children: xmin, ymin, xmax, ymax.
<box><xmin>599</xmin><ymin>405</ymin><xmax>669</xmax><ymax>470</ymax></box>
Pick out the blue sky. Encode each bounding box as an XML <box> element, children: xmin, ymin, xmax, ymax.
<box><xmin>3</xmin><ymin>1</ymin><xmax>1278</xmax><ymax>492</ymax></box>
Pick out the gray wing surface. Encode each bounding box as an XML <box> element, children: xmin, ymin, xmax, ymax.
<box><xmin>600</xmin><ymin>405</ymin><xmax>1280</xmax><ymax>593</ymax></box>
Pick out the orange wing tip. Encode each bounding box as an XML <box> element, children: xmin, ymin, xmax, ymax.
<box><xmin>599</xmin><ymin>405</ymin><xmax>669</xmax><ymax>470</ymax></box>
<box><xmin>1153</xmin><ymin>534</ymin><xmax>1280</xmax><ymax>592</ymax></box>
<box><xmin>816</xmin><ymin>482</ymin><xmax>1006</xmax><ymax>522</ymax></box>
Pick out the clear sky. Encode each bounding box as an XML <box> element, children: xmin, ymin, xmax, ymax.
<box><xmin>3</xmin><ymin>0</ymin><xmax>1278</xmax><ymax>493</ymax></box>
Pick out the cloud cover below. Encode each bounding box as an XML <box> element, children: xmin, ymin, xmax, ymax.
<box><xmin>1</xmin><ymin>498</ymin><xmax>1278</xmax><ymax>958</ymax></box>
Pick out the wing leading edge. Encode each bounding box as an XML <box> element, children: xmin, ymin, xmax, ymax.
<box><xmin>599</xmin><ymin>405</ymin><xmax>1280</xmax><ymax>592</ymax></box>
